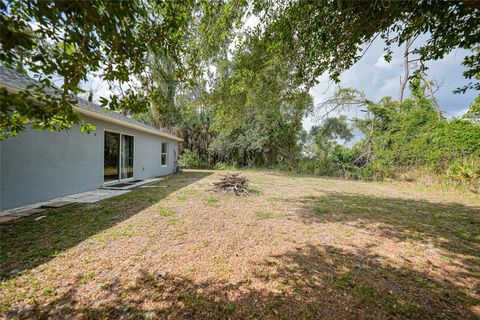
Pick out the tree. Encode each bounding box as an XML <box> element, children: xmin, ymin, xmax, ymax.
<box><xmin>463</xmin><ymin>96</ymin><xmax>480</xmax><ymax>124</ymax></box>
<box><xmin>135</xmin><ymin>53</ymin><xmax>181</xmax><ymax>129</ymax></box>
<box><xmin>351</xmin><ymin>77</ymin><xmax>480</xmax><ymax>176</ymax></box>
<box><xmin>3</xmin><ymin>1</ymin><xmax>478</xmax><ymax>140</ymax></box>
<box><xmin>253</xmin><ymin>0</ymin><xmax>480</xmax><ymax>91</ymax></box>
<box><xmin>0</xmin><ymin>0</ymin><xmax>244</xmax><ymax>139</ymax></box>
<box><xmin>310</xmin><ymin>116</ymin><xmax>353</xmax><ymax>154</ymax></box>
<box><xmin>203</xmin><ymin>29</ymin><xmax>313</xmax><ymax>168</ymax></box>
<box><xmin>209</xmin><ymin>97</ymin><xmax>311</xmax><ymax>168</ymax></box>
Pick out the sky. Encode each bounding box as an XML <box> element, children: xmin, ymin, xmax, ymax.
<box><xmin>303</xmin><ymin>36</ymin><xmax>478</xmax><ymax>132</ymax></box>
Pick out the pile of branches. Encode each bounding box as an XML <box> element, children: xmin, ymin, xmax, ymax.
<box><xmin>213</xmin><ymin>173</ymin><xmax>249</xmax><ymax>196</ymax></box>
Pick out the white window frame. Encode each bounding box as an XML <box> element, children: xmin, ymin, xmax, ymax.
<box><xmin>161</xmin><ymin>142</ymin><xmax>168</xmax><ymax>167</ymax></box>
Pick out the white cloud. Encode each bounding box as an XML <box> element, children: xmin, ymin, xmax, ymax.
<box><xmin>375</xmin><ymin>75</ymin><xmax>401</xmax><ymax>101</ymax></box>
<box><xmin>449</xmin><ymin>107</ymin><xmax>469</xmax><ymax>118</ymax></box>
<box><xmin>374</xmin><ymin>55</ymin><xmax>398</xmax><ymax>69</ymax></box>
<box><xmin>304</xmin><ymin>35</ymin><xmax>477</xmax><ymax>133</ymax></box>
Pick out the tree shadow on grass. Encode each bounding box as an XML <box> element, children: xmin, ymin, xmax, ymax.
<box><xmin>293</xmin><ymin>192</ymin><xmax>480</xmax><ymax>278</ymax></box>
<box><xmin>0</xmin><ymin>171</ymin><xmax>213</xmax><ymax>281</ymax></box>
<box><xmin>5</xmin><ymin>244</ymin><xmax>478</xmax><ymax>319</ymax></box>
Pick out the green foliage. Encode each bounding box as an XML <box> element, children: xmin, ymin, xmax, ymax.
<box><xmin>177</xmin><ymin>103</ymin><xmax>216</xmax><ymax>167</ymax></box>
<box><xmin>297</xmin><ymin>116</ymin><xmax>356</xmax><ymax>177</ymax></box>
<box><xmin>294</xmin><ymin>79</ymin><xmax>480</xmax><ymax>192</ymax></box>
<box><xmin>2</xmin><ymin>0</ymin><xmax>479</xmax><ymax>144</ymax></box>
<box><xmin>3</xmin><ymin>0</ymin><xmax>476</xmax><ymax>193</ymax></box>
<box><xmin>178</xmin><ymin>149</ymin><xmax>207</xmax><ymax>169</ymax></box>
<box><xmin>136</xmin><ymin>54</ymin><xmax>179</xmax><ymax>129</ymax></box>
<box><xmin>203</xmin><ymin>33</ymin><xmax>313</xmax><ymax>168</ymax></box>
<box><xmin>310</xmin><ymin>116</ymin><xmax>353</xmax><ymax>156</ymax></box>
<box><xmin>254</xmin><ymin>1</ymin><xmax>480</xmax><ymax>91</ymax></box>
<box><xmin>371</xmin><ymin>96</ymin><xmax>477</xmax><ymax>186</ymax></box>
<box><xmin>208</xmin><ymin>103</ymin><xmax>311</xmax><ymax>168</ymax></box>
<box><xmin>214</xmin><ymin>162</ymin><xmax>238</xmax><ymax>170</ymax></box>
<box><xmin>158</xmin><ymin>208</ymin><xmax>174</xmax><ymax>217</ymax></box>
<box><xmin>463</xmin><ymin>96</ymin><xmax>480</xmax><ymax>124</ymax></box>
<box><xmin>206</xmin><ymin>30</ymin><xmax>314</xmax><ymax>132</ymax></box>
<box><xmin>446</xmin><ymin>157</ymin><xmax>480</xmax><ymax>193</ymax></box>
<box><xmin>0</xmin><ymin>0</ymin><xmax>244</xmax><ymax>139</ymax></box>
<box><xmin>425</xmin><ymin>120</ymin><xmax>480</xmax><ymax>170</ymax></box>
<box><xmin>352</xmin><ymin>83</ymin><xmax>480</xmax><ymax>177</ymax></box>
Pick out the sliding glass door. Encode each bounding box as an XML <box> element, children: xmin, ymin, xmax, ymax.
<box><xmin>121</xmin><ymin>134</ymin><xmax>134</xmax><ymax>179</ymax></box>
<box><xmin>104</xmin><ymin>131</ymin><xmax>134</xmax><ymax>183</ymax></box>
<box><xmin>104</xmin><ymin>132</ymin><xmax>120</xmax><ymax>182</ymax></box>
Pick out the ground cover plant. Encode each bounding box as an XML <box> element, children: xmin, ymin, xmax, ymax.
<box><xmin>1</xmin><ymin>170</ymin><xmax>479</xmax><ymax>319</ymax></box>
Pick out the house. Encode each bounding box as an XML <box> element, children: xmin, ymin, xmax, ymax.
<box><xmin>0</xmin><ymin>66</ymin><xmax>182</xmax><ymax>211</ymax></box>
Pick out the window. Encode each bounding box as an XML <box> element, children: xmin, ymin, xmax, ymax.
<box><xmin>161</xmin><ymin>142</ymin><xmax>168</xmax><ymax>166</ymax></box>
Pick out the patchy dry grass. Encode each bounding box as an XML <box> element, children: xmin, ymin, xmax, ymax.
<box><xmin>158</xmin><ymin>208</ymin><xmax>174</xmax><ymax>217</ymax></box>
<box><xmin>255</xmin><ymin>210</ymin><xmax>276</xmax><ymax>219</ymax></box>
<box><xmin>203</xmin><ymin>195</ymin><xmax>219</xmax><ymax>207</ymax></box>
<box><xmin>0</xmin><ymin>170</ymin><xmax>479</xmax><ymax>319</ymax></box>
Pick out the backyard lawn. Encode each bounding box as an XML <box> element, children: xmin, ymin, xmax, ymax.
<box><xmin>1</xmin><ymin>170</ymin><xmax>479</xmax><ymax>319</ymax></box>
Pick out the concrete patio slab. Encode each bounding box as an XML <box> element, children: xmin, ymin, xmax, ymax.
<box><xmin>61</xmin><ymin>189</ymin><xmax>131</xmax><ymax>203</ymax></box>
<box><xmin>1</xmin><ymin>189</ymin><xmax>131</xmax><ymax>217</ymax></box>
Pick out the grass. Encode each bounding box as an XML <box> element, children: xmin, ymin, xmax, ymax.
<box><xmin>166</xmin><ymin>216</ymin><xmax>183</xmax><ymax>225</ymax></box>
<box><xmin>159</xmin><ymin>208</ymin><xmax>174</xmax><ymax>217</ymax></box>
<box><xmin>0</xmin><ymin>170</ymin><xmax>479</xmax><ymax>319</ymax></box>
<box><xmin>246</xmin><ymin>186</ymin><xmax>262</xmax><ymax>195</ymax></box>
<box><xmin>255</xmin><ymin>210</ymin><xmax>275</xmax><ymax>219</ymax></box>
<box><xmin>203</xmin><ymin>195</ymin><xmax>219</xmax><ymax>207</ymax></box>
<box><xmin>313</xmin><ymin>206</ymin><xmax>329</xmax><ymax>214</ymax></box>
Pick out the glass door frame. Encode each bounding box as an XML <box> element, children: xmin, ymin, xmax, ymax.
<box><xmin>103</xmin><ymin>130</ymin><xmax>135</xmax><ymax>185</ymax></box>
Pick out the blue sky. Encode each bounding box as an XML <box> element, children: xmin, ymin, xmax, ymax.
<box><xmin>304</xmin><ymin>36</ymin><xmax>478</xmax><ymax>131</ymax></box>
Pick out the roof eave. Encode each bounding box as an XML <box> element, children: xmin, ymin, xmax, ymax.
<box><xmin>75</xmin><ymin>106</ymin><xmax>183</xmax><ymax>142</ymax></box>
<box><xmin>0</xmin><ymin>84</ymin><xmax>183</xmax><ymax>142</ymax></box>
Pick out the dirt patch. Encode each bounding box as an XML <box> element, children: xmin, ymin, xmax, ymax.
<box><xmin>1</xmin><ymin>170</ymin><xmax>479</xmax><ymax>319</ymax></box>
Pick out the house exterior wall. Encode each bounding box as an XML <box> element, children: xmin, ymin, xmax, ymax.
<box><xmin>0</xmin><ymin>115</ymin><xmax>179</xmax><ymax>210</ymax></box>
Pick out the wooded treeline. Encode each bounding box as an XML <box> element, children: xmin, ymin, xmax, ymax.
<box><xmin>152</xmin><ymin>70</ymin><xmax>479</xmax><ymax>192</ymax></box>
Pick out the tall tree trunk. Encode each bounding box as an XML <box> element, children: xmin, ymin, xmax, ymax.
<box><xmin>399</xmin><ymin>37</ymin><xmax>415</xmax><ymax>102</ymax></box>
<box><xmin>420</xmin><ymin>72</ymin><xmax>442</xmax><ymax>118</ymax></box>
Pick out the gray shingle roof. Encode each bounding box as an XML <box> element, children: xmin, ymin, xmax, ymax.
<box><xmin>0</xmin><ymin>66</ymin><xmax>182</xmax><ymax>141</ymax></box>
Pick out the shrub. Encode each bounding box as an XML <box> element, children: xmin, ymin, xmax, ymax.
<box><xmin>295</xmin><ymin>158</ymin><xmax>336</xmax><ymax>176</ymax></box>
<box><xmin>446</xmin><ymin>157</ymin><xmax>480</xmax><ymax>193</ymax></box>
<box><xmin>178</xmin><ymin>149</ymin><xmax>207</xmax><ymax>168</ymax></box>
<box><xmin>214</xmin><ymin>162</ymin><xmax>238</xmax><ymax>170</ymax></box>
<box><xmin>425</xmin><ymin>119</ymin><xmax>480</xmax><ymax>171</ymax></box>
